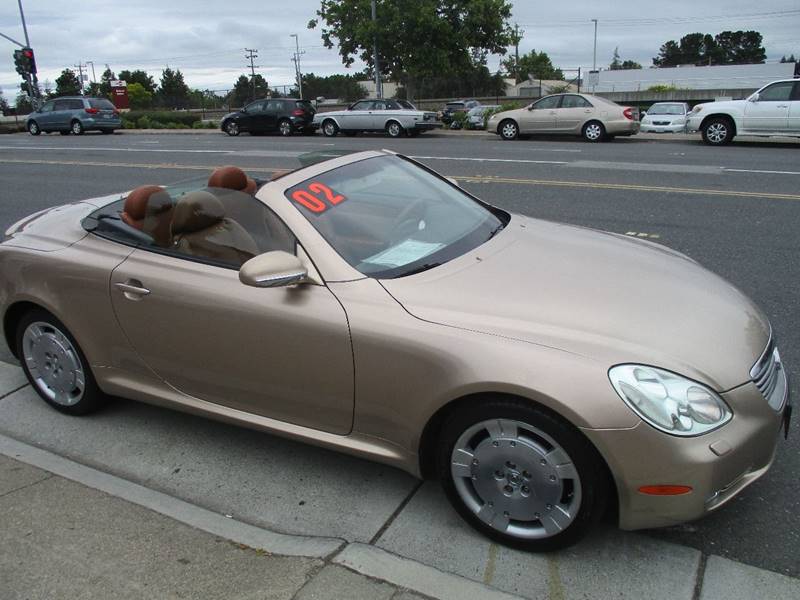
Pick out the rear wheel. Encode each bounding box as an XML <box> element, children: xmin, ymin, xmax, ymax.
<box><xmin>278</xmin><ymin>119</ymin><xmax>293</xmax><ymax>136</ymax></box>
<box><xmin>16</xmin><ymin>310</ymin><xmax>107</xmax><ymax>416</ymax></box>
<box><xmin>437</xmin><ymin>398</ymin><xmax>608</xmax><ymax>551</ymax></box>
<box><xmin>27</xmin><ymin>121</ymin><xmax>40</xmax><ymax>135</ymax></box>
<box><xmin>386</xmin><ymin>120</ymin><xmax>404</xmax><ymax>138</ymax></box>
<box><xmin>499</xmin><ymin>119</ymin><xmax>518</xmax><ymax>141</ymax></box>
<box><xmin>224</xmin><ymin>120</ymin><xmax>240</xmax><ymax>136</ymax></box>
<box><xmin>701</xmin><ymin>117</ymin><xmax>734</xmax><ymax>145</ymax></box>
<box><xmin>70</xmin><ymin>120</ymin><xmax>84</xmax><ymax>135</ymax></box>
<box><xmin>322</xmin><ymin>119</ymin><xmax>339</xmax><ymax>137</ymax></box>
<box><xmin>582</xmin><ymin>121</ymin><xmax>605</xmax><ymax>142</ymax></box>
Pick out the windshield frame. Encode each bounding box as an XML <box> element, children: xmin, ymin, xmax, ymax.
<box><xmin>282</xmin><ymin>154</ymin><xmax>509</xmax><ymax>279</ymax></box>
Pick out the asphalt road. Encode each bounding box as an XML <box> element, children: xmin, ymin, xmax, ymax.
<box><xmin>0</xmin><ymin>129</ymin><xmax>798</xmax><ymax>577</ymax></box>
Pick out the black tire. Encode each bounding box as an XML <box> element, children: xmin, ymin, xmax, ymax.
<box><xmin>70</xmin><ymin>120</ymin><xmax>85</xmax><ymax>135</ymax></box>
<box><xmin>59</xmin><ymin>130</ymin><xmax>70</xmax><ymax>136</ymax></box>
<box><xmin>15</xmin><ymin>309</ymin><xmax>107</xmax><ymax>416</ymax></box>
<box><xmin>386</xmin><ymin>120</ymin><xmax>404</xmax><ymax>138</ymax></box>
<box><xmin>436</xmin><ymin>397</ymin><xmax>609</xmax><ymax>551</ymax></box>
<box><xmin>498</xmin><ymin>119</ymin><xmax>518</xmax><ymax>141</ymax></box>
<box><xmin>27</xmin><ymin>121</ymin><xmax>41</xmax><ymax>136</ymax></box>
<box><xmin>322</xmin><ymin>119</ymin><xmax>339</xmax><ymax>137</ymax></box>
<box><xmin>701</xmin><ymin>117</ymin><xmax>734</xmax><ymax>146</ymax></box>
<box><xmin>582</xmin><ymin>121</ymin><xmax>605</xmax><ymax>142</ymax></box>
<box><xmin>278</xmin><ymin>119</ymin><xmax>293</xmax><ymax>137</ymax></box>
<box><xmin>223</xmin><ymin>120</ymin><xmax>240</xmax><ymax>136</ymax></box>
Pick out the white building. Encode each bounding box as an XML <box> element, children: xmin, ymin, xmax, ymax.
<box><xmin>591</xmin><ymin>62</ymin><xmax>797</xmax><ymax>93</ymax></box>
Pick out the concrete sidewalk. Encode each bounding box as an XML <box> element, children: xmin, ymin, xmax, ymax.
<box><xmin>1</xmin><ymin>362</ymin><xmax>799</xmax><ymax>599</ymax></box>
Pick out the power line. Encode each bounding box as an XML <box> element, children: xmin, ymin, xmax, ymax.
<box><xmin>244</xmin><ymin>48</ymin><xmax>259</xmax><ymax>101</ymax></box>
<box><xmin>518</xmin><ymin>8</ymin><xmax>800</xmax><ymax>28</ymax></box>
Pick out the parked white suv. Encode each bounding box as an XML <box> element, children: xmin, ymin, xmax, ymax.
<box><xmin>687</xmin><ymin>79</ymin><xmax>800</xmax><ymax>145</ymax></box>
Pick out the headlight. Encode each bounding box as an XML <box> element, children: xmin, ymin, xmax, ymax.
<box><xmin>691</xmin><ymin>105</ymin><xmax>703</xmax><ymax>114</ymax></box>
<box><xmin>608</xmin><ymin>365</ymin><xmax>732</xmax><ymax>436</ymax></box>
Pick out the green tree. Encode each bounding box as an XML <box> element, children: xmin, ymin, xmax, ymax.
<box><xmin>310</xmin><ymin>0</ymin><xmax>514</xmax><ymax>99</ymax></box>
<box><xmin>0</xmin><ymin>89</ymin><xmax>9</xmax><ymax>115</ymax></box>
<box><xmin>301</xmin><ymin>72</ymin><xmax>367</xmax><ymax>101</ymax></box>
<box><xmin>118</xmin><ymin>69</ymin><xmax>157</xmax><ymax>94</ymax></box>
<box><xmin>55</xmin><ymin>69</ymin><xmax>82</xmax><ymax>96</ymax></box>
<box><xmin>609</xmin><ymin>47</ymin><xmax>622</xmax><ymax>70</ymax></box>
<box><xmin>502</xmin><ymin>49</ymin><xmax>562</xmax><ymax>81</ymax></box>
<box><xmin>780</xmin><ymin>54</ymin><xmax>796</xmax><ymax>63</ymax></box>
<box><xmin>620</xmin><ymin>60</ymin><xmax>642</xmax><ymax>70</ymax></box>
<box><xmin>127</xmin><ymin>82</ymin><xmax>154</xmax><ymax>109</ymax></box>
<box><xmin>654</xmin><ymin>30</ymin><xmax>764</xmax><ymax>66</ymax></box>
<box><xmin>229</xmin><ymin>74</ymin><xmax>269</xmax><ymax>107</ymax></box>
<box><xmin>99</xmin><ymin>67</ymin><xmax>116</xmax><ymax>98</ymax></box>
<box><xmin>156</xmin><ymin>67</ymin><xmax>190</xmax><ymax>109</ymax></box>
<box><xmin>15</xmin><ymin>83</ymin><xmax>34</xmax><ymax>113</ymax></box>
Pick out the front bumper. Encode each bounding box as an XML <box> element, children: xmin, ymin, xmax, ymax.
<box><xmin>640</xmin><ymin>122</ymin><xmax>687</xmax><ymax>133</ymax></box>
<box><xmin>584</xmin><ymin>373</ymin><xmax>789</xmax><ymax>530</ymax></box>
<box><xmin>686</xmin><ymin>115</ymin><xmax>704</xmax><ymax>133</ymax></box>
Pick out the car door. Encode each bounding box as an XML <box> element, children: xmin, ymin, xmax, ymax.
<box><xmin>519</xmin><ymin>95</ymin><xmax>560</xmax><ymax>133</ymax></box>
<box><xmin>742</xmin><ymin>81</ymin><xmax>794</xmax><ymax>133</ymax></box>
<box><xmin>344</xmin><ymin>100</ymin><xmax>373</xmax><ymax>131</ymax></box>
<box><xmin>369</xmin><ymin>100</ymin><xmax>391</xmax><ymax>129</ymax></box>
<box><xmin>788</xmin><ymin>82</ymin><xmax>800</xmax><ymax>134</ymax></box>
<box><xmin>108</xmin><ymin>188</ymin><xmax>355</xmax><ymax>434</ymax></box>
<box><xmin>51</xmin><ymin>99</ymin><xmax>72</xmax><ymax>129</ymax></box>
<box><xmin>262</xmin><ymin>99</ymin><xmax>283</xmax><ymax>131</ymax></box>
<box><xmin>34</xmin><ymin>100</ymin><xmax>56</xmax><ymax>128</ymax></box>
<box><xmin>556</xmin><ymin>95</ymin><xmax>594</xmax><ymax>133</ymax></box>
<box><xmin>239</xmin><ymin>100</ymin><xmax>264</xmax><ymax>132</ymax></box>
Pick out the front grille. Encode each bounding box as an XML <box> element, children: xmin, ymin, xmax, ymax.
<box><xmin>653</xmin><ymin>121</ymin><xmax>671</xmax><ymax>125</ymax></box>
<box><xmin>750</xmin><ymin>340</ymin><xmax>787</xmax><ymax>411</ymax></box>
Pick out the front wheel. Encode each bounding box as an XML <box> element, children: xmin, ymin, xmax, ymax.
<box><xmin>582</xmin><ymin>121</ymin><xmax>605</xmax><ymax>142</ymax></box>
<box><xmin>71</xmin><ymin>120</ymin><xmax>84</xmax><ymax>135</ymax></box>
<box><xmin>437</xmin><ymin>399</ymin><xmax>608</xmax><ymax>551</ymax></box>
<box><xmin>322</xmin><ymin>119</ymin><xmax>338</xmax><ymax>137</ymax></box>
<box><xmin>499</xmin><ymin>119</ymin><xmax>518</xmax><ymax>141</ymax></box>
<box><xmin>386</xmin><ymin>121</ymin><xmax>404</xmax><ymax>138</ymax></box>
<box><xmin>16</xmin><ymin>310</ymin><xmax>107</xmax><ymax>416</ymax></box>
<box><xmin>27</xmin><ymin>121</ymin><xmax>41</xmax><ymax>135</ymax></box>
<box><xmin>224</xmin><ymin>120</ymin><xmax>240</xmax><ymax>136</ymax></box>
<box><xmin>278</xmin><ymin>119</ymin><xmax>293</xmax><ymax>136</ymax></box>
<box><xmin>701</xmin><ymin>117</ymin><xmax>734</xmax><ymax>146</ymax></box>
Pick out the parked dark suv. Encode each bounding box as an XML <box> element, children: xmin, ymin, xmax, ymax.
<box><xmin>439</xmin><ymin>99</ymin><xmax>480</xmax><ymax>125</ymax></box>
<box><xmin>26</xmin><ymin>96</ymin><xmax>121</xmax><ymax>135</ymax></box>
<box><xmin>221</xmin><ymin>98</ymin><xmax>316</xmax><ymax>136</ymax></box>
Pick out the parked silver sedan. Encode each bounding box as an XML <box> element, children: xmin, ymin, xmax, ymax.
<box><xmin>640</xmin><ymin>102</ymin><xmax>690</xmax><ymax>134</ymax></box>
<box><xmin>487</xmin><ymin>93</ymin><xmax>639</xmax><ymax>142</ymax></box>
<box><xmin>313</xmin><ymin>99</ymin><xmax>439</xmax><ymax>138</ymax></box>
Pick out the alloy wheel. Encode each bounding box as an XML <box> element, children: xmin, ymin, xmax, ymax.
<box><xmin>500</xmin><ymin>121</ymin><xmax>518</xmax><ymax>140</ymax></box>
<box><xmin>22</xmin><ymin>321</ymin><xmax>86</xmax><ymax>407</ymax></box>
<box><xmin>323</xmin><ymin>120</ymin><xmax>338</xmax><ymax>137</ymax></box>
<box><xmin>279</xmin><ymin>120</ymin><xmax>293</xmax><ymax>136</ymax></box>
<box><xmin>387</xmin><ymin>122</ymin><xmax>402</xmax><ymax>137</ymax></box>
<box><xmin>450</xmin><ymin>418</ymin><xmax>582</xmax><ymax>540</ymax></box>
<box><xmin>706</xmin><ymin>123</ymin><xmax>728</xmax><ymax>144</ymax></box>
<box><xmin>584</xmin><ymin>123</ymin><xmax>603</xmax><ymax>141</ymax></box>
<box><xmin>225</xmin><ymin>121</ymin><xmax>239</xmax><ymax>136</ymax></box>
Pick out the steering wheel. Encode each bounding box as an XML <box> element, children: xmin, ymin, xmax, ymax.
<box><xmin>388</xmin><ymin>199</ymin><xmax>426</xmax><ymax>244</ymax></box>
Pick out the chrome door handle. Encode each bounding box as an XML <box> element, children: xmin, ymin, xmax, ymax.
<box><xmin>115</xmin><ymin>281</ymin><xmax>150</xmax><ymax>297</ymax></box>
<box><xmin>584</xmin><ymin>109</ymin><xmax>592</xmax><ymax>113</ymax></box>
<box><xmin>777</xmin><ymin>105</ymin><xmax>788</xmax><ymax>108</ymax></box>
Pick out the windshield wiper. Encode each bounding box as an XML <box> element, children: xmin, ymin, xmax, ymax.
<box><xmin>397</xmin><ymin>262</ymin><xmax>441</xmax><ymax>277</ymax></box>
<box><xmin>487</xmin><ymin>223</ymin><xmax>505</xmax><ymax>240</ymax></box>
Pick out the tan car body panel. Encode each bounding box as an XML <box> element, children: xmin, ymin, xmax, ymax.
<box><xmin>0</xmin><ymin>151</ymin><xmax>783</xmax><ymax>531</ymax></box>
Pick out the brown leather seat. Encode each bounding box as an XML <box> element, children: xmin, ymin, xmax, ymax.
<box><xmin>121</xmin><ymin>185</ymin><xmax>163</xmax><ymax>229</ymax></box>
<box><xmin>170</xmin><ymin>191</ymin><xmax>259</xmax><ymax>267</ymax></box>
<box><xmin>207</xmin><ymin>166</ymin><xmax>257</xmax><ymax>195</ymax></box>
<box><xmin>141</xmin><ymin>190</ymin><xmax>175</xmax><ymax>247</ymax></box>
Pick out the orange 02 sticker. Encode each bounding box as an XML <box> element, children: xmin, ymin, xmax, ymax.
<box><xmin>291</xmin><ymin>182</ymin><xmax>346</xmax><ymax>214</ymax></box>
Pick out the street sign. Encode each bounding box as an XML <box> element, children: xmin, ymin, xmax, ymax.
<box><xmin>586</xmin><ymin>70</ymin><xmax>600</xmax><ymax>88</ymax></box>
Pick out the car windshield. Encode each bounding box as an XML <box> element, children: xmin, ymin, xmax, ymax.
<box><xmin>285</xmin><ymin>155</ymin><xmax>507</xmax><ymax>278</ymax></box>
<box><xmin>445</xmin><ymin>103</ymin><xmax>464</xmax><ymax>109</ymax></box>
<box><xmin>467</xmin><ymin>107</ymin><xmax>485</xmax><ymax>117</ymax></box>
<box><xmin>647</xmin><ymin>104</ymin><xmax>685</xmax><ymax>115</ymax></box>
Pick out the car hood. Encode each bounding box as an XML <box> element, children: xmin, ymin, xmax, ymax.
<box><xmin>693</xmin><ymin>100</ymin><xmax>746</xmax><ymax>113</ymax></box>
<box><xmin>381</xmin><ymin>215</ymin><xmax>769</xmax><ymax>391</ymax></box>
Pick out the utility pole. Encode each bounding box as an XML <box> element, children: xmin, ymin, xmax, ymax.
<box><xmin>591</xmin><ymin>19</ymin><xmax>598</xmax><ymax>71</ymax></box>
<box><xmin>371</xmin><ymin>0</ymin><xmax>382</xmax><ymax>99</ymax></box>
<box><xmin>513</xmin><ymin>23</ymin><xmax>521</xmax><ymax>83</ymax></box>
<box><xmin>86</xmin><ymin>60</ymin><xmax>97</xmax><ymax>84</ymax></box>
<box><xmin>74</xmin><ymin>62</ymin><xmax>87</xmax><ymax>95</ymax></box>
<box><xmin>245</xmin><ymin>48</ymin><xmax>259</xmax><ymax>101</ymax></box>
<box><xmin>290</xmin><ymin>34</ymin><xmax>304</xmax><ymax>99</ymax></box>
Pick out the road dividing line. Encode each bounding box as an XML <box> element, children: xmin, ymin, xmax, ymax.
<box><xmin>0</xmin><ymin>145</ymin><xmax>233</xmax><ymax>154</ymax></box>
<box><xmin>452</xmin><ymin>175</ymin><xmax>800</xmax><ymax>201</ymax></box>
<box><xmin>410</xmin><ymin>155</ymin><xmax>569</xmax><ymax>165</ymax></box>
<box><xmin>723</xmin><ymin>168</ymin><xmax>800</xmax><ymax>176</ymax></box>
<box><xmin>0</xmin><ymin>158</ymin><xmax>281</xmax><ymax>173</ymax></box>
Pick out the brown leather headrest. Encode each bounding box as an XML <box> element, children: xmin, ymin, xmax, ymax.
<box><xmin>208</xmin><ymin>166</ymin><xmax>257</xmax><ymax>195</ymax></box>
<box><xmin>171</xmin><ymin>191</ymin><xmax>225</xmax><ymax>235</ymax></box>
<box><xmin>121</xmin><ymin>185</ymin><xmax>163</xmax><ymax>229</ymax></box>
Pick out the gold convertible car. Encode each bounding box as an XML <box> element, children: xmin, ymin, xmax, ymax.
<box><xmin>0</xmin><ymin>151</ymin><xmax>790</xmax><ymax>550</ymax></box>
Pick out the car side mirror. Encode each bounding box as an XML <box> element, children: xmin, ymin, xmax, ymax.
<box><xmin>749</xmin><ymin>93</ymin><xmax>759</xmax><ymax>103</ymax></box>
<box><xmin>527</xmin><ymin>105</ymin><xmax>534</xmax><ymax>111</ymax></box>
<box><xmin>641</xmin><ymin>111</ymin><xmax>647</xmax><ymax>117</ymax></box>
<box><xmin>239</xmin><ymin>251</ymin><xmax>307</xmax><ymax>288</ymax></box>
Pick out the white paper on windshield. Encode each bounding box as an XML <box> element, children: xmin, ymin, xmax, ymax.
<box><xmin>363</xmin><ymin>240</ymin><xmax>445</xmax><ymax>268</ymax></box>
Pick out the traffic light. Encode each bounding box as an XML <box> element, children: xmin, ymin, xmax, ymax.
<box><xmin>13</xmin><ymin>47</ymin><xmax>36</xmax><ymax>76</ymax></box>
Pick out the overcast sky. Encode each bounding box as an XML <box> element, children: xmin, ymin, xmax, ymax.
<box><xmin>1</xmin><ymin>1</ymin><xmax>798</xmax><ymax>99</ymax></box>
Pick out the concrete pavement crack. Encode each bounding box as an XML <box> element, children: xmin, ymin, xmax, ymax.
<box><xmin>692</xmin><ymin>553</ymin><xmax>709</xmax><ymax>600</ymax></box>
<box><xmin>0</xmin><ymin>383</ymin><xmax>29</xmax><ymax>401</ymax></box>
<box><xmin>368</xmin><ymin>479</ymin><xmax>424</xmax><ymax>546</ymax></box>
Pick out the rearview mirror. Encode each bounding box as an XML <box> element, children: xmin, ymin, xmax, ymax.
<box><xmin>239</xmin><ymin>251</ymin><xmax>307</xmax><ymax>288</ymax></box>
<box><xmin>749</xmin><ymin>93</ymin><xmax>759</xmax><ymax>103</ymax></box>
